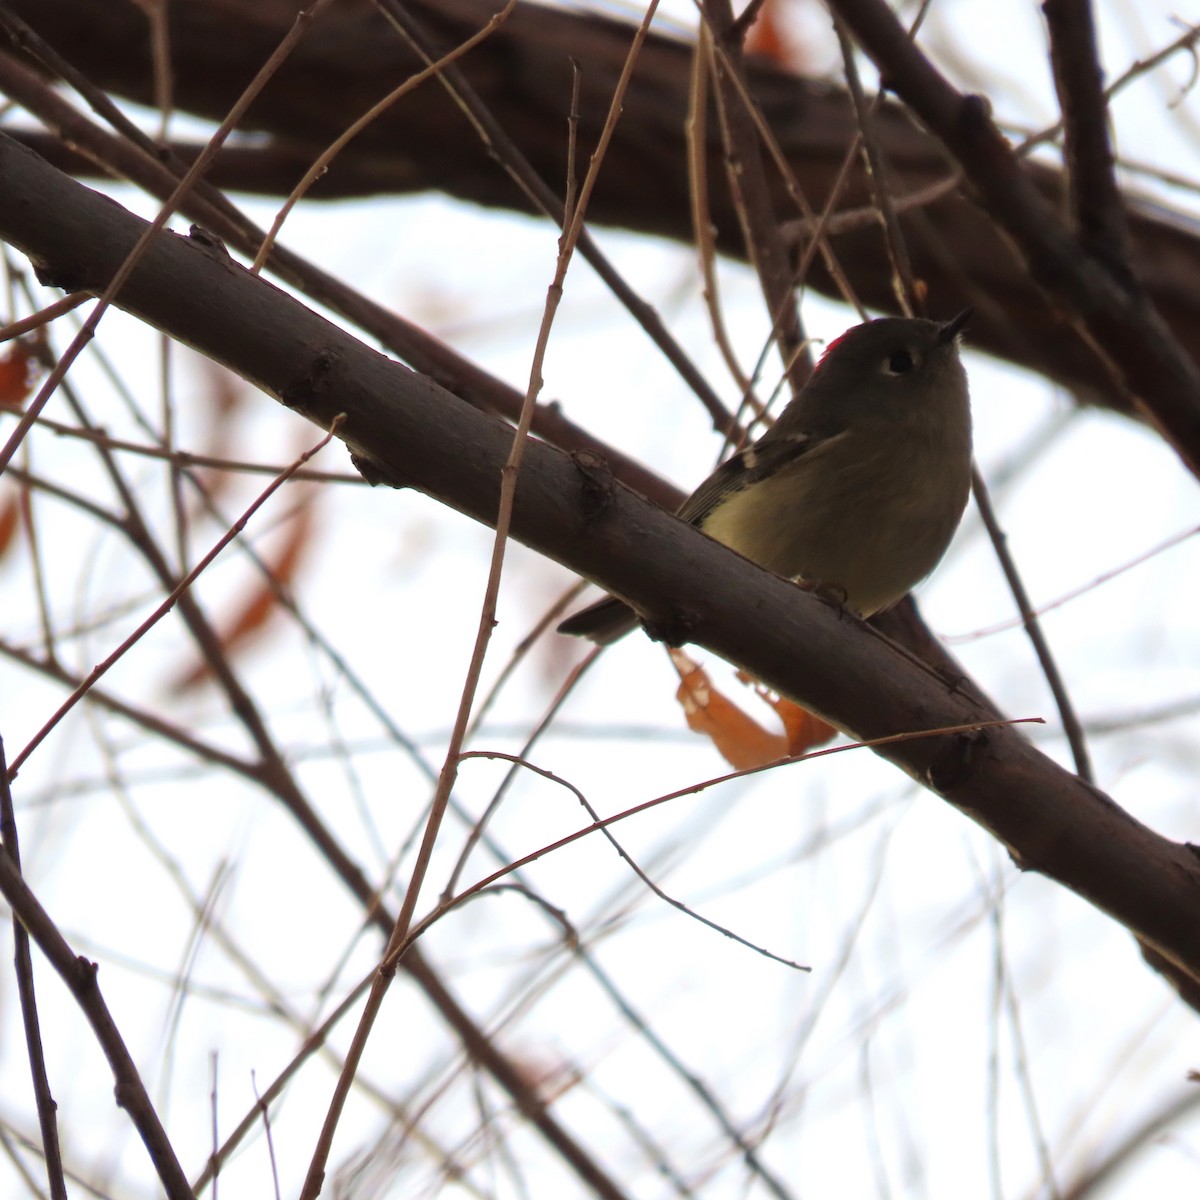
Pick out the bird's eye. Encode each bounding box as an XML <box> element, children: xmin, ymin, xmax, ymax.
<box><xmin>885</xmin><ymin>348</ymin><xmax>915</xmax><ymax>375</ymax></box>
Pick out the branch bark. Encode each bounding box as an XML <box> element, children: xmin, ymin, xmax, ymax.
<box><xmin>1042</xmin><ymin>0</ymin><xmax>1133</xmax><ymax>277</ymax></box>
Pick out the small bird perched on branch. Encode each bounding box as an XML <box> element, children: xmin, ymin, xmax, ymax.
<box><xmin>558</xmin><ymin>311</ymin><xmax>974</xmax><ymax>643</ymax></box>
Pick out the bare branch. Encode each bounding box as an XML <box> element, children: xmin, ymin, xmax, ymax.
<box><xmin>0</xmin><ymin>740</ymin><xmax>67</xmax><ymax>1200</ymax></box>
<box><xmin>1042</xmin><ymin>0</ymin><xmax>1133</xmax><ymax>278</ymax></box>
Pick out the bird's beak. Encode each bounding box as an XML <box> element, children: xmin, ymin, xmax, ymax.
<box><xmin>937</xmin><ymin>307</ymin><xmax>973</xmax><ymax>345</ymax></box>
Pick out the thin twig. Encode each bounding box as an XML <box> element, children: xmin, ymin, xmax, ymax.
<box><xmin>465</xmin><ymin>750</ymin><xmax>810</xmax><ymax>973</ymax></box>
<box><xmin>0</xmin><ymin>629</ymin><xmax>268</xmax><ymax>779</ymax></box>
<box><xmin>970</xmin><ymin>466</ymin><xmax>1093</xmax><ymax>783</ymax></box>
<box><xmin>833</xmin><ymin>16</ymin><xmax>919</xmax><ymax>314</ymax></box>
<box><xmin>252</xmin><ymin>1074</ymin><xmax>282</xmax><ymax>1200</ymax></box>
<box><xmin>430</xmin><ymin>823</ymin><xmax>801</xmax><ymax>1200</ymax></box>
<box><xmin>0</xmin><ymin>291</ymin><xmax>89</xmax><ymax>342</ymax></box>
<box><xmin>701</xmin><ymin>0</ymin><xmax>810</xmax><ymax>397</ymax></box>
<box><xmin>0</xmin><ymin>738</ymin><xmax>67</xmax><ymax>1200</ymax></box>
<box><xmin>951</xmin><ymin>521</ymin><xmax>1199</xmax><ymax>641</ymax></box>
<box><xmin>686</xmin><ymin>31</ymin><xmax>756</xmax><ymax>399</ymax></box>
<box><xmin>26</xmin><ymin>414</ymin><xmax>361</xmax><ymax>481</ymax></box>
<box><xmin>462</xmin><ymin>579</ymin><xmax>589</xmax><ymax>746</ymax></box>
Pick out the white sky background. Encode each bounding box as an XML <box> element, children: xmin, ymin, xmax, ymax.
<box><xmin>2</xmin><ymin>0</ymin><xmax>1200</xmax><ymax>1197</ymax></box>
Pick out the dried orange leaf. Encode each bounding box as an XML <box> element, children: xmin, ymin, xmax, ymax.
<box><xmin>744</xmin><ymin>0</ymin><xmax>803</xmax><ymax>68</ymax></box>
<box><xmin>0</xmin><ymin>487</ymin><xmax>21</xmax><ymax>561</ymax></box>
<box><xmin>774</xmin><ymin>697</ymin><xmax>838</xmax><ymax>755</ymax></box>
<box><xmin>670</xmin><ymin>648</ymin><xmax>787</xmax><ymax>770</ymax></box>
<box><xmin>734</xmin><ymin>669</ymin><xmax>838</xmax><ymax>755</ymax></box>
<box><xmin>0</xmin><ymin>341</ymin><xmax>36</xmax><ymax>411</ymax></box>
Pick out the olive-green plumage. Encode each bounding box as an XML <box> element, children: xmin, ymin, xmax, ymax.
<box><xmin>558</xmin><ymin>312</ymin><xmax>973</xmax><ymax>643</ymax></box>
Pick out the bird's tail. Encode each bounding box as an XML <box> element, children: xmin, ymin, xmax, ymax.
<box><xmin>556</xmin><ymin>595</ymin><xmax>639</xmax><ymax>644</ymax></box>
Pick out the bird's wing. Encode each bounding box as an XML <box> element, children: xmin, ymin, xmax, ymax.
<box><xmin>677</xmin><ymin>432</ymin><xmax>817</xmax><ymax>527</ymax></box>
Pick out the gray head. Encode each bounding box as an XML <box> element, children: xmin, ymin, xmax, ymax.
<box><xmin>781</xmin><ymin>311</ymin><xmax>972</xmax><ymax>440</ymax></box>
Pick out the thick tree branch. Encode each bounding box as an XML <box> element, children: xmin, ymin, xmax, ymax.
<box><xmin>4</xmin><ymin>132</ymin><xmax>1200</xmax><ymax>1008</ymax></box>
<box><xmin>1042</xmin><ymin>0</ymin><xmax>1133</xmax><ymax>278</ymax></box>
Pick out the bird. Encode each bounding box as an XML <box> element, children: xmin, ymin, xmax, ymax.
<box><xmin>557</xmin><ymin>310</ymin><xmax>974</xmax><ymax>643</ymax></box>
